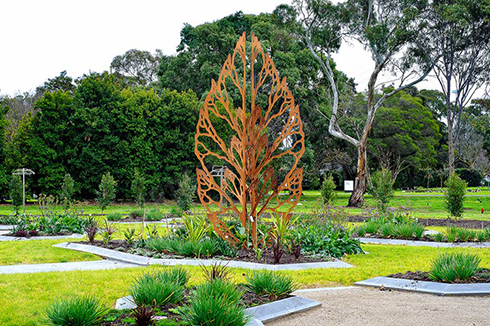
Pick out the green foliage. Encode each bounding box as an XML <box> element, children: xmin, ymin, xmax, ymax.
<box><xmin>124</xmin><ymin>228</ymin><xmax>136</xmax><ymax>245</ymax></box>
<box><xmin>245</xmin><ymin>270</ymin><xmax>296</xmax><ymax>300</ymax></box>
<box><xmin>131</xmin><ymin>169</ymin><xmax>146</xmax><ymax>209</ymax></box>
<box><xmin>60</xmin><ymin>174</ymin><xmax>75</xmax><ymax>210</ymax></box>
<box><xmin>131</xmin><ymin>306</ymin><xmax>154</xmax><ymax>326</ymax></box>
<box><xmin>45</xmin><ymin>295</ymin><xmax>108</xmax><ymax>326</ymax></box>
<box><xmin>131</xmin><ymin>209</ymin><xmax>145</xmax><ymax>218</ymax></box>
<box><xmin>175</xmin><ymin>173</ymin><xmax>196</xmax><ymax>212</ymax></box>
<box><xmin>145</xmin><ymin>237</ymin><xmax>222</xmax><ymax>258</ymax></box>
<box><xmin>444</xmin><ymin>173</ymin><xmax>467</xmax><ymax>218</ymax></box>
<box><xmin>106</xmin><ymin>212</ymin><xmax>122</xmax><ymax>221</ymax></box>
<box><xmin>369</xmin><ymin>169</ymin><xmax>395</xmax><ymax>212</ymax></box>
<box><xmin>295</xmin><ymin>208</ymin><xmax>363</xmax><ymax>259</ymax></box>
<box><xmin>357</xmin><ymin>210</ymin><xmax>426</xmax><ymax>240</ymax></box>
<box><xmin>181</xmin><ymin>214</ymin><xmax>209</xmax><ymax>242</ymax></box>
<box><xmin>429</xmin><ymin>253</ymin><xmax>481</xmax><ymax>283</ymax></box>
<box><xmin>179</xmin><ymin>279</ymin><xmax>249</xmax><ymax>326</ymax></box>
<box><xmin>320</xmin><ymin>174</ymin><xmax>336</xmax><ymax>205</ymax></box>
<box><xmin>145</xmin><ymin>208</ymin><xmax>163</xmax><ymax>221</ymax></box>
<box><xmin>11</xmin><ymin>212</ymin><xmax>87</xmax><ymax>236</ymax></box>
<box><xmin>370</xmin><ymin>90</ymin><xmax>442</xmax><ymax>177</ymax></box>
<box><xmin>130</xmin><ymin>270</ymin><xmax>186</xmax><ymax>307</ymax></box>
<box><xmin>96</xmin><ymin>172</ymin><xmax>117</xmax><ymax>214</ymax></box>
<box><xmin>101</xmin><ymin>220</ymin><xmax>116</xmax><ymax>245</ymax></box>
<box><xmin>200</xmin><ymin>262</ymin><xmax>230</xmax><ymax>282</ymax></box>
<box><xmin>10</xmin><ymin>175</ymin><xmax>23</xmax><ymax>212</ymax></box>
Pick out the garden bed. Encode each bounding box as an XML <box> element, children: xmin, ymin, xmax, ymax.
<box><xmin>349</xmin><ymin>214</ymin><xmax>490</xmax><ymax>229</ymax></box>
<box><xmin>102</xmin><ymin>286</ymin><xmax>280</xmax><ymax>326</ymax></box>
<box><xmin>76</xmin><ymin>240</ymin><xmax>333</xmax><ymax>264</ymax></box>
<box><xmin>388</xmin><ymin>269</ymin><xmax>490</xmax><ymax>284</ymax></box>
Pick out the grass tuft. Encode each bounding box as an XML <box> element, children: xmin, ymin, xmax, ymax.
<box><xmin>45</xmin><ymin>295</ymin><xmax>108</xmax><ymax>326</ymax></box>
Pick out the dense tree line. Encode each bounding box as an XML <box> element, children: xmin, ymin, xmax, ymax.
<box><xmin>1</xmin><ymin>73</ymin><xmax>199</xmax><ymax>200</ymax></box>
<box><xmin>0</xmin><ymin>2</ymin><xmax>488</xmax><ymax>202</ymax></box>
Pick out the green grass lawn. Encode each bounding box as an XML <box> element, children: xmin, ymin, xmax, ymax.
<box><xmin>2</xmin><ymin>190</ymin><xmax>490</xmax><ymax>324</ymax></box>
<box><xmin>1</xmin><ymin>189</ymin><xmax>490</xmax><ymax>221</ymax></box>
<box><xmin>2</xmin><ymin>244</ymin><xmax>490</xmax><ymax>325</ymax></box>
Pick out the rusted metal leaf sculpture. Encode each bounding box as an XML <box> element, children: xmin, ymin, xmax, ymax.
<box><xmin>195</xmin><ymin>32</ymin><xmax>305</xmax><ymax>248</ymax></box>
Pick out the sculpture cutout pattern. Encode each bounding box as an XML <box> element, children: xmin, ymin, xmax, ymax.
<box><xmin>195</xmin><ymin>32</ymin><xmax>305</xmax><ymax>248</ymax></box>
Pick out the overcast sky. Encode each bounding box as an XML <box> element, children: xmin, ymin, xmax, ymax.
<box><xmin>0</xmin><ymin>0</ymin><xmax>443</xmax><ymax>97</ymax></box>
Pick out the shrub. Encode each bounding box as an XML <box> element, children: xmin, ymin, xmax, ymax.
<box><xmin>175</xmin><ymin>173</ymin><xmax>196</xmax><ymax>212</ymax></box>
<box><xmin>145</xmin><ymin>208</ymin><xmax>163</xmax><ymax>221</ymax></box>
<box><xmin>320</xmin><ymin>174</ymin><xmax>336</xmax><ymax>205</ymax></box>
<box><xmin>200</xmin><ymin>262</ymin><xmax>230</xmax><ymax>281</ymax></box>
<box><xmin>181</xmin><ymin>214</ymin><xmax>209</xmax><ymax>242</ymax></box>
<box><xmin>131</xmin><ymin>209</ymin><xmax>145</xmax><ymax>218</ymax></box>
<box><xmin>245</xmin><ymin>270</ymin><xmax>296</xmax><ymax>300</ymax></box>
<box><xmin>429</xmin><ymin>252</ymin><xmax>481</xmax><ymax>282</ymax></box>
<box><xmin>380</xmin><ymin>223</ymin><xmax>393</xmax><ymax>237</ymax></box>
<box><xmin>130</xmin><ymin>271</ymin><xmax>185</xmax><ymax>307</ymax></box>
<box><xmin>60</xmin><ymin>173</ymin><xmax>75</xmax><ymax>211</ymax></box>
<box><xmin>84</xmin><ymin>216</ymin><xmax>98</xmax><ymax>243</ymax></box>
<box><xmin>131</xmin><ymin>169</ymin><xmax>146</xmax><ymax>209</ymax></box>
<box><xmin>413</xmin><ymin>224</ymin><xmax>425</xmax><ymax>239</ymax></box>
<box><xmin>444</xmin><ymin>173</ymin><xmax>467</xmax><ymax>218</ymax></box>
<box><xmin>364</xmin><ymin>220</ymin><xmax>382</xmax><ymax>234</ymax></box>
<box><xmin>124</xmin><ymin>228</ymin><xmax>136</xmax><ymax>245</ymax></box>
<box><xmin>179</xmin><ymin>279</ymin><xmax>249</xmax><ymax>326</ymax></box>
<box><xmin>95</xmin><ymin>172</ymin><xmax>117</xmax><ymax>214</ymax></box>
<box><xmin>392</xmin><ymin>223</ymin><xmax>416</xmax><ymax>239</ymax></box>
<box><xmin>434</xmin><ymin>232</ymin><xmax>445</xmax><ymax>242</ymax></box>
<box><xmin>10</xmin><ymin>175</ymin><xmax>23</xmax><ymax>213</ymax></box>
<box><xmin>368</xmin><ymin>169</ymin><xmax>395</xmax><ymax>212</ymax></box>
<box><xmin>139</xmin><ymin>268</ymin><xmax>189</xmax><ymax>287</ymax></box>
<box><xmin>356</xmin><ymin>224</ymin><xmax>367</xmax><ymax>237</ymax></box>
<box><xmin>45</xmin><ymin>295</ymin><xmax>108</xmax><ymax>326</ymax></box>
<box><xmin>297</xmin><ymin>223</ymin><xmax>363</xmax><ymax>259</ymax></box>
<box><xmin>106</xmin><ymin>212</ymin><xmax>123</xmax><ymax>221</ymax></box>
<box><xmin>145</xmin><ymin>237</ymin><xmax>220</xmax><ymax>258</ymax></box>
<box><xmin>131</xmin><ymin>306</ymin><xmax>154</xmax><ymax>326</ymax></box>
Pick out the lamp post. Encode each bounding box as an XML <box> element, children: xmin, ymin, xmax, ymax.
<box><xmin>12</xmin><ymin>168</ymin><xmax>35</xmax><ymax>214</ymax></box>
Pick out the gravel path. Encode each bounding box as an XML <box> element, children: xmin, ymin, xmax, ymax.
<box><xmin>268</xmin><ymin>287</ymin><xmax>490</xmax><ymax>326</ymax></box>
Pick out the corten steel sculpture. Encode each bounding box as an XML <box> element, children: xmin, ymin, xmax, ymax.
<box><xmin>195</xmin><ymin>32</ymin><xmax>305</xmax><ymax>248</ymax></box>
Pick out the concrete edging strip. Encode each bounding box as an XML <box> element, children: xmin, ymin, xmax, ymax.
<box><xmin>355</xmin><ymin>276</ymin><xmax>490</xmax><ymax>296</ymax></box>
<box><xmin>359</xmin><ymin>237</ymin><xmax>490</xmax><ymax>248</ymax></box>
<box><xmin>115</xmin><ymin>295</ymin><xmax>320</xmax><ymax>325</ymax></box>
<box><xmin>0</xmin><ymin>233</ymin><xmax>85</xmax><ymax>242</ymax></box>
<box><xmin>54</xmin><ymin>242</ymin><xmax>353</xmax><ymax>270</ymax></box>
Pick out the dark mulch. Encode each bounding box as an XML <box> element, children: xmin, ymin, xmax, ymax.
<box><xmin>388</xmin><ymin>268</ymin><xmax>490</xmax><ymax>284</ymax></box>
<box><xmin>7</xmin><ymin>230</ymin><xmax>74</xmax><ymax>238</ymax></box>
<box><xmin>80</xmin><ymin>240</ymin><xmax>134</xmax><ymax>251</ymax></box>
<box><xmin>78</xmin><ymin>240</ymin><xmax>330</xmax><ymax>264</ymax></box>
<box><xmin>348</xmin><ymin>215</ymin><xmax>490</xmax><ymax>229</ymax></box>
<box><xmin>101</xmin><ymin>285</ymin><xmax>287</xmax><ymax>325</ymax></box>
<box><xmin>360</xmin><ymin>234</ymin><xmax>436</xmax><ymax>242</ymax></box>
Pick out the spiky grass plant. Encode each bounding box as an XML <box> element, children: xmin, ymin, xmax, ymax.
<box><xmin>245</xmin><ymin>270</ymin><xmax>296</xmax><ymax>300</ymax></box>
<box><xmin>429</xmin><ymin>252</ymin><xmax>481</xmax><ymax>282</ymax></box>
<box><xmin>45</xmin><ymin>295</ymin><xmax>108</xmax><ymax>326</ymax></box>
<box><xmin>179</xmin><ymin>279</ymin><xmax>249</xmax><ymax>326</ymax></box>
<box><xmin>130</xmin><ymin>269</ymin><xmax>187</xmax><ymax>307</ymax></box>
<box><xmin>200</xmin><ymin>262</ymin><xmax>230</xmax><ymax>281</ymax></box>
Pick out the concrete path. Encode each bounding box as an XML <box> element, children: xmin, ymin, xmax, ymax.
<box><xmin>0</xmin><ymin>233</ymin><xmax>85</xmax><ymax>241</ymax></box>
<box><xmin>0</xmin><ymin>260</ymin><xmax>138</xmax><ymax>274</ymax></box>
<box><xmin>267</xmin><ymin>286</ymin><xmax>490</xmax><ymax>326</ymax></box>
<box><xmin>360</xmin><ymin>237</ymin><xmax>490</xmax><ymax>248</ymax></box>
<box><xmin>55</xmin><ymin>242</ymin><xmax>353</xmax><ymax>270</ymax></box>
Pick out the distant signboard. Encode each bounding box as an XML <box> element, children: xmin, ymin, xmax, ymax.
<box><xmin>344</xmin><ymin>180</ymin><xmax>354</xmax><ymax>192</ymax></box>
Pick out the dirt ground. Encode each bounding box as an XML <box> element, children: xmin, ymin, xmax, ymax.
<box><xmin>268</xmin><ymin>286</ymin><xmax>490</xmax><ymax>326</ymax></box>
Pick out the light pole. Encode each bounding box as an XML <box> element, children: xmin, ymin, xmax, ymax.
<box><xmin>12</xmin><ymin>168</ymin><xmax>35</xmax><ymax>214</ymax></box>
